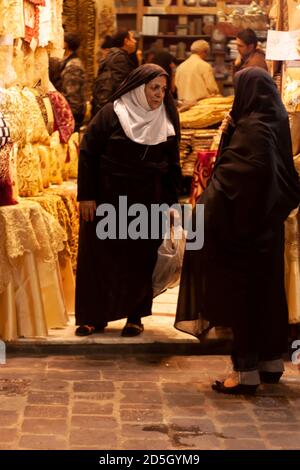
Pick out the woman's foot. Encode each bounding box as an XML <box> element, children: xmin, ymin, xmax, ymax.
<box><xmin>121</xmin><ymin>321</ymin><xmax>144</xmax><ymax>337</ymax></box>
<box><xmin>258</xmin><ymin>359</ymin><xmax>284</xmax><ymax>383</ymax></box>
<box><xmin>259</xmin><ymin>371</ymin><xmax>283</xmax><ymax>384</ymax></box>
<box><xmin>212</xmin><ymin>371</ymin><xmax>259</xmax><ymax>395</ymax></box>
<box><xmin>75</xmin><ymin>324</ymin><xmax>106</xmax><ymax>336</ymax></box>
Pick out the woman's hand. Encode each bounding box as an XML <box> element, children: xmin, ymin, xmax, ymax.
<box><xmin>80</xmin><ymin>200</ymin><xmax>96</xmax><ymax>222</ymax></box>
<box><xmin>219</xmin><ymin>113</ymin><xmax>233</xmax><ymax>134</ymax></box>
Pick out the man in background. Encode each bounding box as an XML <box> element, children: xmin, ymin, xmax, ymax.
<box><xmin>175</xmin><ymin>40</ymin><xmax>219</xmax><ymax>104</ymax></box>
<box><xmin>234</xmin><ymin>28</ymin><xmax>268</xmax><ymax>74</ymax></box>
<box><xmin>60</xmin><ymin>33</ymin><xmax>87</xmax><ymax>131</ymax></box>
<box><xmin>92</xmin><ymin>30</ymin><xmax>137</xmax><ymax>116</ymax></box>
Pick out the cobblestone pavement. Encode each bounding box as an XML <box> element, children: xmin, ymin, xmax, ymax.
<box><xmin>0</xmin><ymin>353</ymin><xmax>299</xmax><ymax>450</ymax></box>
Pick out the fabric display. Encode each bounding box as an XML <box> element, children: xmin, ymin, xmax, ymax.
<box><xmin>0</xmin><ymin>87</ymin><xmax>26</xmax><ymax>146</ymax></box>
<box><xmin>189</xmin><ymin>150</ymin><xmax>217</xmax><ymax>208</ymax></box>
<box><xmin>0</xmin><ymin>143</ymin><xmax>18</xmax><ymax>206</ymax></box>
<box><xmin>68</xmin><ymin>132</ymin><xmax>79</xmax><ymax>178</ymax></box>
<box><xmin>0</xmin><ymin>1</ymin><xmax>25</xmax><ymax>39</ymax></box>
<box><xmin>0</xmin><ymin>198</ymin><xmax>66</xmax><ymax>299</ymax></box>
<box><xmin>24</xmin><ymin>0</ymin><xmax>41</xmax><ymax>45</ymax></box>
<box><xmin>0</xmin><ymin>39</ymin><xmax>16</xmax><ymax>88</ymax></box>
<box><xmin>47</xmin><ymin>91</ymin><xmax>75</xmax><ymax>144</ymax></box>
<box><xmin>0</xmin><ymin>112</ymin><xmax>10</xmax><ymax>148</ymax></box>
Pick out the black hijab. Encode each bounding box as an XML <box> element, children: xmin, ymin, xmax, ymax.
<box><xmin>110</xmin><ymin>63</ymin><xmax>180</xmax><ymax>139</ymax></box>
<box><xmin>206</xmin><ymin>67</ymin><xmax>300</xmax><ymax>240</ymax></box>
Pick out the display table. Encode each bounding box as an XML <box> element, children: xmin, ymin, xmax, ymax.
<box><xmin>0</xmin><ymin>200</ymin><xmax>70</xmax><ymax>340</ymax></box>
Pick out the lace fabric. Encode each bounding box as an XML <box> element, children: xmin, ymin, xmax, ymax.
<box><xmin>0</xmin><ymin>199</ymin><xmax>66</xmax><ymax>294</ymax></box>
<box><xmin>21</xmin><ymin>87</ymin><xmax>49</xmax><ymax>144</ymax></box>
<box><xmin>0</xmin><ymin>87</ymin><xmax>26</xmax><ymax>146</ymax></box>
<box><xmin>17</xmin><ymin>143</ymin><xmax>43</xmax><ymax>197</ymax></box>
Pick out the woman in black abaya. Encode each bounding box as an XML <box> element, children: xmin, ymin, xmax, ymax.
<box><xmin>76</xmin><ymin>64</ymin><xmax>181</xmax><ymax>337</ymax></box>
<box><xmin>175</xmin><ymin>67</ymin><xmax>300</xmax><ymax>394</ymax></box>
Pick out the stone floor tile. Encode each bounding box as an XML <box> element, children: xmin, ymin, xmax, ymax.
<box><xmin>19</xmin><ymin>434</ymin><xmax>68</xmax><ymax>450</ymax></box>
<box><xmin>72</xmin><ymin>402</ymin><xmax>113</xmax><ymax>415</ymax></box>
<box><xmin>24</xmin><ymin>405</ymin><xmax>68</xmax><ymax>419</ymax></box>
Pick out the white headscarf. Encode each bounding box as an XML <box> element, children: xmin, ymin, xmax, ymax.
<box><xmin>113</xmin><ymin>84</ymin><xmax>175</xmax><ymax>145</ymax></box>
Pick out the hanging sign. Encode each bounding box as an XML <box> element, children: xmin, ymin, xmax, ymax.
<box><xmin>266</xmin><ymin>30</ymin><xmax>300</xmax><ymax>61</ymax></box>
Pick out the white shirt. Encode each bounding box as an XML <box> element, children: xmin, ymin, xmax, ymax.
<box><xmin>175</xmin><ymin>54</ymin><xmax>219</xmax><ymax>103</ymax></box>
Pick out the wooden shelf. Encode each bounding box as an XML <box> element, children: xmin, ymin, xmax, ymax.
<box><xmin>142</xmin><ymin>34</ymin><xmax>210</xmax><ymax>38</ymax></box>
<box><xmin>143</xmin><ymin>6</ymin><xmax>218</xmax><ymax>14</ymax></box>
<box><xmin>116</xmin><ymin>7</ymin><xmax>138</xmax><ymax>14</ymax></box>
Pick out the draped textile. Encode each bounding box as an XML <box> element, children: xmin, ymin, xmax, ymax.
<box><xmin>0</xmin><ymin>199</ymin><xmax>66</xmax><ymax>295</ymax></box>
<box><xmin>176</xmin><ymin>68</ymin><xmax>300</xmax><ymax>352</ymax></box>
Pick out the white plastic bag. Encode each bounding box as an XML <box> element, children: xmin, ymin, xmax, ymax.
<box><xmin>152</xmin><ymin>225</ymin><xmax>186</xmax><ymax>298</ymax></box>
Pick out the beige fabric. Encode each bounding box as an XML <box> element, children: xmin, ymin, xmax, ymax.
<box><xmin>49</xmin><ymin>131</ymin><xmax>63</xmax><ymax>185</ymax></box>
<box><xmin>0</xmin><ymin>0</ymin><xmax>25</xmax><ymax>38</ymax></box>
<box><xmin>0</xmin><ymin>87</ymin><xmax>26</xmax><ymax>146</ymax></box>
<box><xmin>287</xmin><ymin>0</ymin><xmax>300</xmax><ymax>30</ymax></box>
<box><xmin>285</xmin><ymin>154</ymin><xmax>300</xmax><ymax>324</ymax></box>
<box><xmin>0</xmin><ymin>199</ymin><xmax>66</xmax><ymax>295</ymax></box>
<box><xmin>21</xmin><ymin>88</ymin><xmax>50</xmax><ymax>144</ymax></box>
<box><xmin>68</xmin><ymin>132</ymin><xmax>79</xmax><ymax>178</ymax></box>
<box><xmin>0</xmin><ymin>252</ymin><xmax>70</xmax><ymax>341</ymax></box>
<box><xmin>289</xmin><ymin>112</ymin><xmax>300</xmax><ymax>156</ymax></box>
<box><xmin>175</xmin><ymin>54</ymin><xmax>219</xmax><ymax>103</ymax></box>
<box><xmin>17</xmin><ymin>143</ymin><xmax>43</xmax><ymax>197</ymax></box>
<box><xmin>38</xmin><ymin>144</ymin><xmax>51</xmax><ymax>188</ymax></box>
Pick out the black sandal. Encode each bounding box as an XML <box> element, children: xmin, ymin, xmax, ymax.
<box><xmin>75</xmin><ymin>324</ymin><xmax>106</xmax><ymax>336</ymax></box>
<box><xmin>75</xmin><ymin>325</ymin><xmax>96</xmax><ymax>336</ymax></box>
<box><xmin>212</xmin><ymin>380</ymin><xmax>258</xmax><ymax>395</ymax></box>
<box><xmin>121</xmin><ymin>322</ymin><xmax>144</xmax><ymax>337</ymax></box>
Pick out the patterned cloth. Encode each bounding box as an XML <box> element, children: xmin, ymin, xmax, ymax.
<box><xmin>189</xmin><ymin>150</ymin><xmax>217</xmax><ymax>208</ymax></box>
<box><xmin>47</xmin><ymin>91</ymin><xmax>75</xmax><ymax>144</ymax></box>
<box><xmin>0</xmin><ymin>143</ymin><xmax>17</xmax><ymax>206</ymax></box>
<box><xmin>0</xmin><ymin>112</ymin><xmax>10</xmax><ymax>148</ymax></box>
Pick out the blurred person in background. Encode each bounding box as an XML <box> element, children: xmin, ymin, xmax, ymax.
<box><xmin>175</xmin><ymin>40</ymin><xmax>219</xmax><ymax>104</ymax></box>
<box><xmin>92</xmin><ymin>30</ymin><xmax>137</xmax><ymax>116</ymax></box>
<box><xmin>60</xmin><ymin>32</ymin><xmax>88</xmax><ymax>131</ymax></box>
<box><xmin>234</xmin><ymin>28</ymin><xmax>268</xmax><ymax>74</ymax></box>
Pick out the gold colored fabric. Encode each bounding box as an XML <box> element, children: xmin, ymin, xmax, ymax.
<box><xmin>28</xmin><ymin>184</ymin><xmax>79</xmax><ymax>270</ymax></box>
<box><xmin>21</xmin><ymin>87</ymin><xmax>50</xmax><ymax>144</ymax></box>
<box><xmin>49</xmin><ymin>0</ymin><xmax>64</xmax><ymax>58</ymax></box>
<box><xmin>17</xmin><ymin>143</ymin><xmax>43</xmax><ymax>196</ymax></box>
<box><xmin>12</xmin><ymin>46</ymin><xmax>26</xmax><ymax>87</ymax></box>
<box><xmin>10</xmin><ymin>144</ymin><xmax>19</xmax><ymax>200</ymax></box>
<box><xmin>26</xmin><ymin>193</ymin><xmax>70</xmax><ymax>263</ymax></box>
<box><xmin>68</xmin><ymin>132</ymin><xmax>79</xmax><ymax>178</ymax></box>
<box><xmin>49</xmin><ymin>131</ymin><xmax>63</xmax><ymax>185</ymax></box>
<box><xmin>0</xmin><ymin>252</ymin><xmax>69</xmax><ymax>341</ymax></box>
<box><xmin>0</xmin><ymin>0</ymin><xmax>25</xmax><ymax>38</ymax></box>
<box><xmin>59</xmin><ymin>142</ymin><xmax>69</xmax><ymax>181</ymax></box>
<box><xmin>45</xmin><ymin>182</ymin><xmax>79</xmax><ymax>270</ymax></box>
<box><xmin>0</xmin><ymin>44</ymin><xmax>16</xmax><ymax>87</ymax></box>
<box><xmin>38</xmin><ymin>144</ymin><xmax>51</xmax><ymax>188</ymax></box>
<box><xmin>59</xmin><ymin>255</ymin><xmax>75</xmax><ymax>313</ymax></box>
<box><xmin>94</xmin><ymin>0</ymin><xmax>116</xmax><ymax>76</ymax></box>
<box><xmin>287</xmin><ymin>0</ymin><xmax>300</xmax><ymax>30</ymax></box>
<box><xmin>289</xmin><ymin>112</ymin><xmax>300</xmax><ymax>156</ymax></box>
<box><xmin>0</xmin><ymin>87</ymin><xmax>26</xmax><ymax>146</ymax></box>
<box><xmin>0</xmin><ymin>199</ymin><xmax>66</xmax><ymax>295</ymax></box>
<box><xmin>285</xmin><ymin>207</ymin><xmax>300</xmax><ymax>324</ymax></box>
<box><xmin>285</xmin><ymin>154</ymin><xmax>300</xmax><ymax>324</ymax></box>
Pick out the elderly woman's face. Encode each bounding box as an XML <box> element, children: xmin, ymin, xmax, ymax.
<box><xmin>145</xmin><ymin>76</ymin><xmax>167</xmax><ymax>110</ymax></box>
